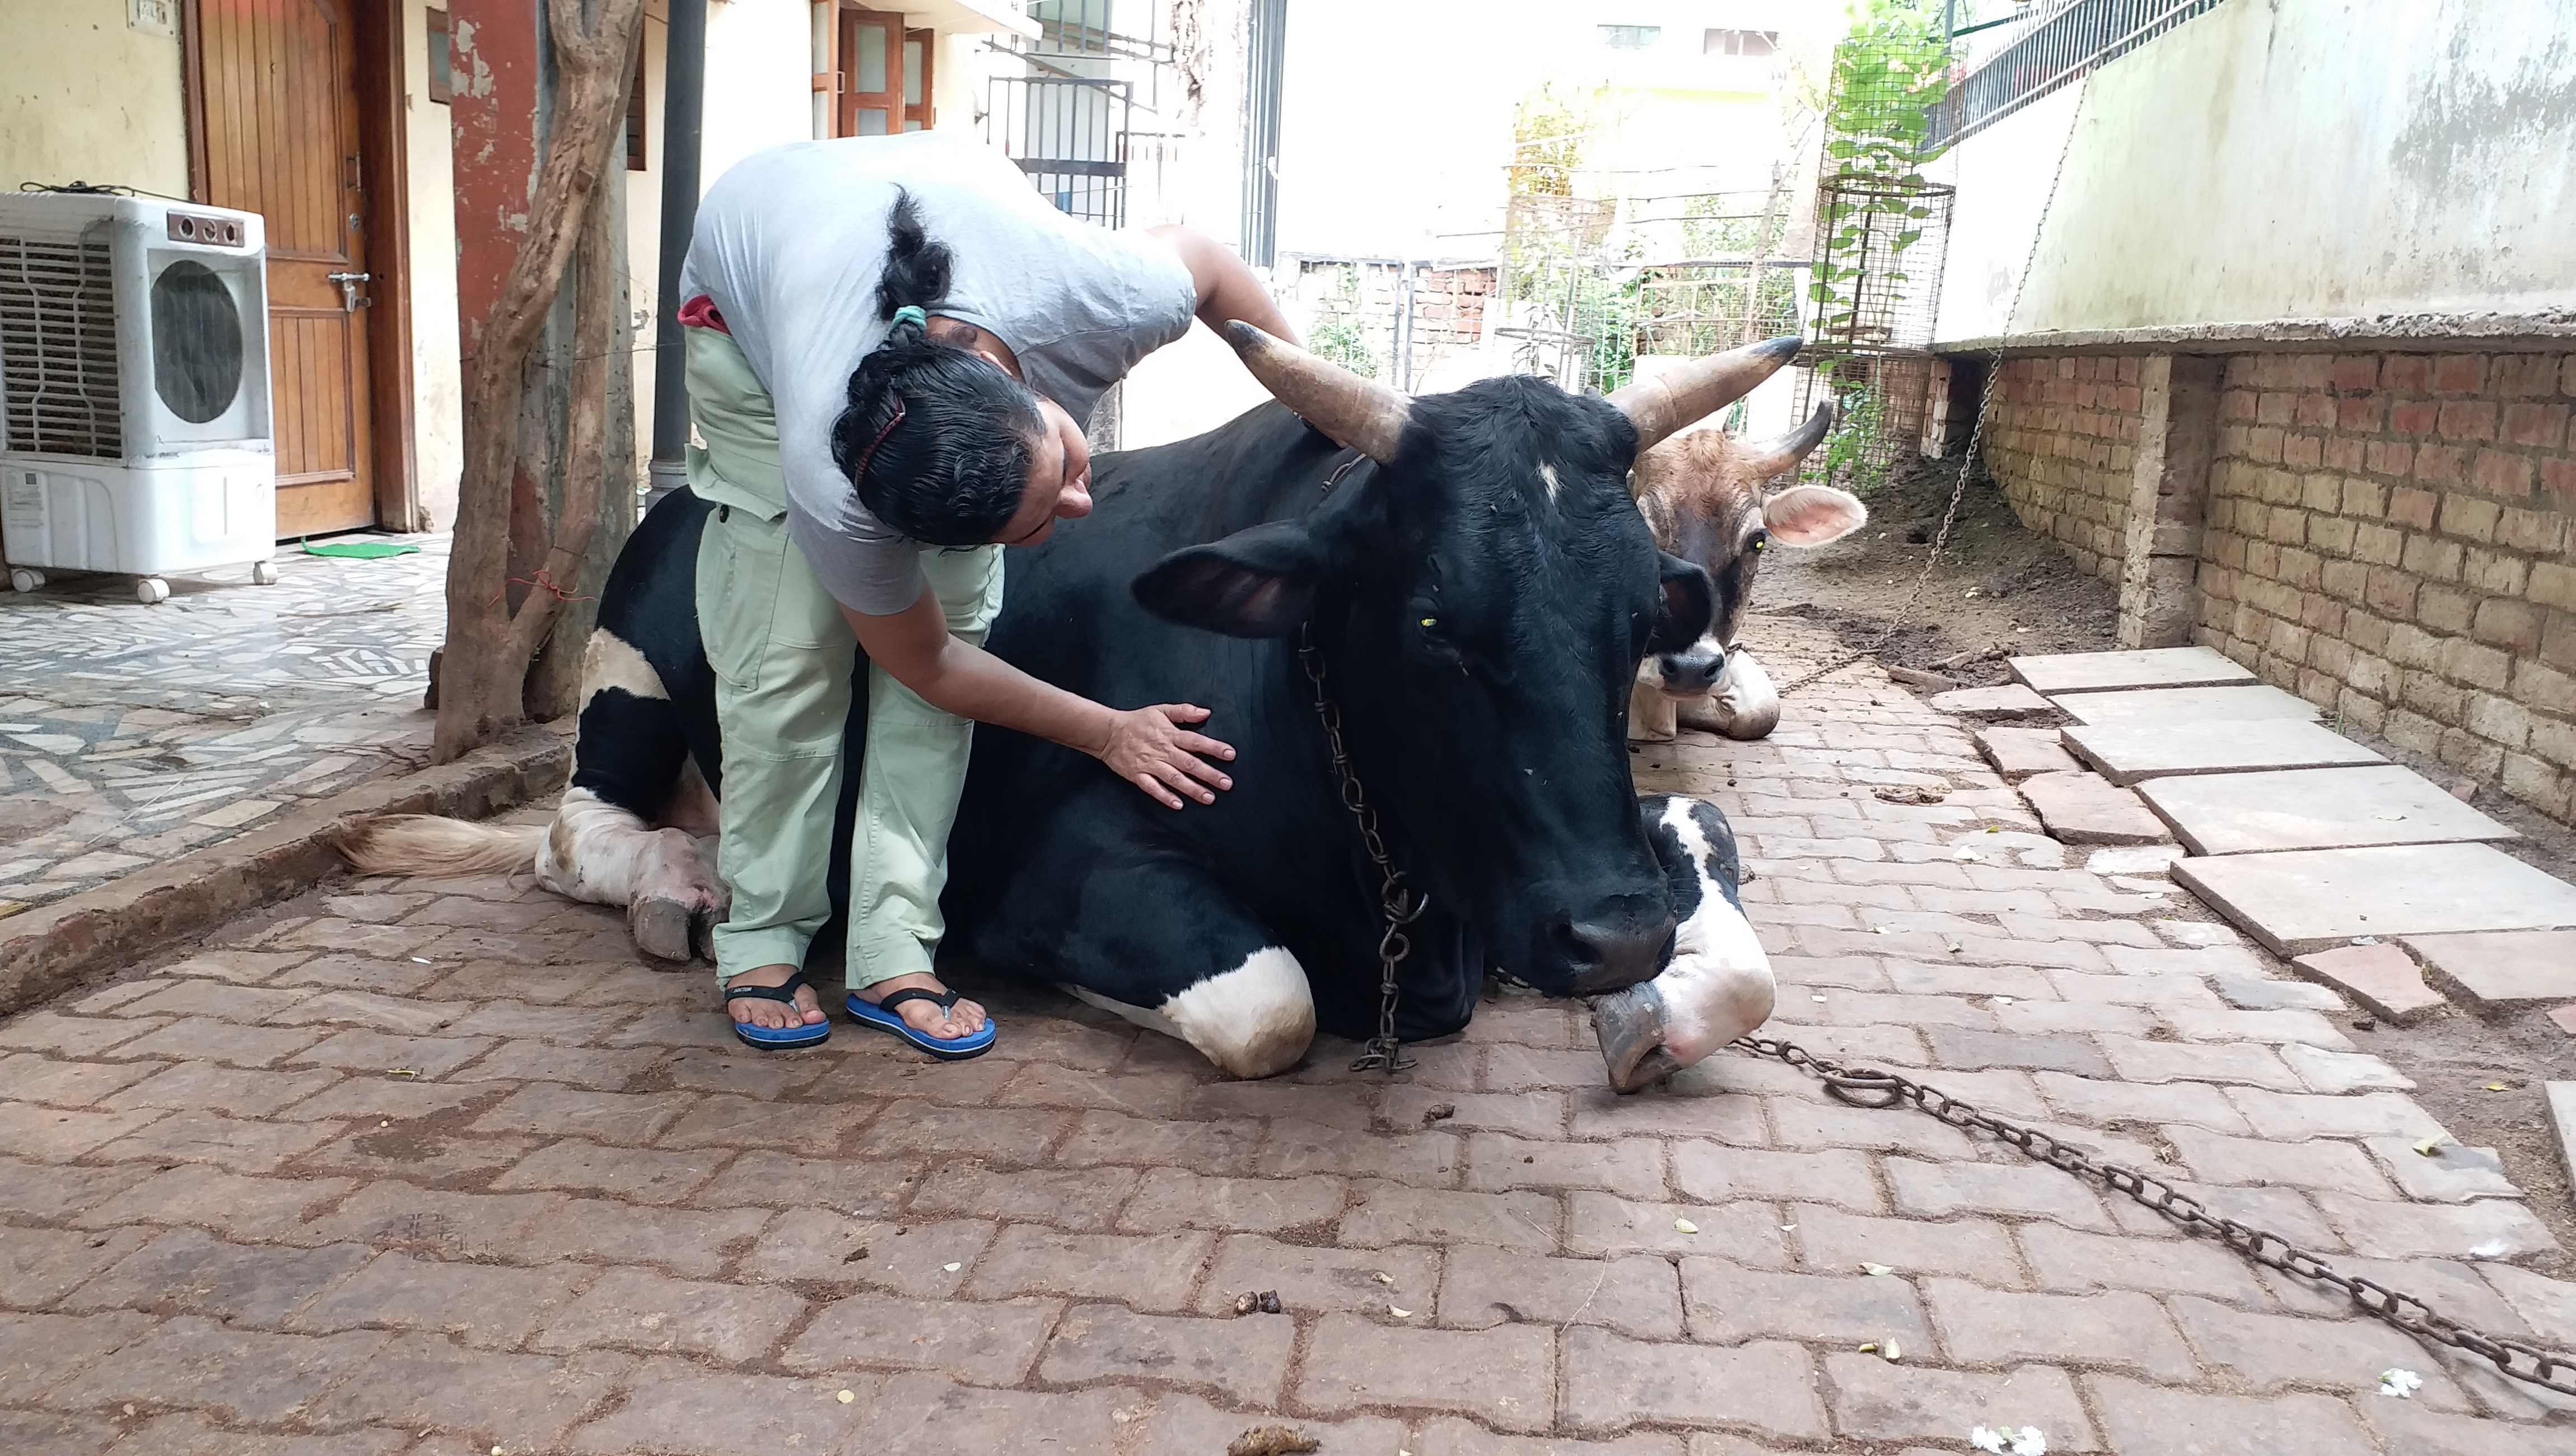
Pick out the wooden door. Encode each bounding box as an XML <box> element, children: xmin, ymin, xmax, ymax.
<box><xmin>193</xmin><ymin>0</ymin><xmax>376</xmax><ymax>538</ymax></box>
<box><xmin>836</xmin><ymin>8</ymin><xmax>906</xmax><ymax>137</ymax></box>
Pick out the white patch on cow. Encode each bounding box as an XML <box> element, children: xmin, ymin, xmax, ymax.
<box><xmin>1646</xmin><ymin>797</ymin><xmax>1774</xmax><ymax>1066</ymax></box>
<box><xmin>1676</xmin><ymin>646</ymin><xmax>1780</xmax><ymax>741</ymax></box>
<box><xmin>1628</xmin><ymin>668</ymin><xmax>1678</xmax><ymax>743</ymax></box>
<box><xmin>581</xmin><ymin>628</ymin><xmax>668</xmax><ymax>708</ymax></box>
<box><xmin>1065</xmin><ymin>946</ymin><xmax>1317</xmax><ymax>1079</ymax></box>
<box><xmin>1538</xmin><ymin>461</ymin><xmax>1561</xmax><ymax>500</ymax></box>
<box><xmin>537</xmin><ymin>786</ymin><xmax>697</xmax><ymax>906</ymax></box>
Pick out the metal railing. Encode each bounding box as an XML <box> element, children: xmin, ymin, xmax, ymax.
<box><xmin>984</xmin><ymin>76</ymin><xmax>1133</xmax><ymax>228</ymax></box>
<box><xmin>1929</xmin><ymin>0</ymin><xmax>2233</xmax><ymax>148</ymax></box>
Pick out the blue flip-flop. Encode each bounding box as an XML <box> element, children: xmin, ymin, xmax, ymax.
<box><xmin>846</xmin><ymin>987</ymin><xmax>997</xmax><ymax>1060</ymax></box>
<box><xmin>725</xmin><ymin>970</ymin><xmax>830</xmax><ymax>1051</ymax></box>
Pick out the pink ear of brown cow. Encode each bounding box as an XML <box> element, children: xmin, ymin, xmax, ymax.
<box><xmin>1760</xmin><ymin>484</ymin><xmax>1868</xmax><ymax>546</ymax></box>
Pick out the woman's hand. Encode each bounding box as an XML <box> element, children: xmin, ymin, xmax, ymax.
<box><xmin>1091</xmin><ymin>703</ymin><xmax>1237</xmax><ymax>809</ymax></box>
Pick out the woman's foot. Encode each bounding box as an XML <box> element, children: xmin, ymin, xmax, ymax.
<box><xmin>726</xmin><ymin>963</ymin><xmax>827</xmax><ymax>1032</ymax></box>
<box><xmin>853</xmin><ymin>973</ymin><xmax>987</xmax><ymax>1042</ymax></box>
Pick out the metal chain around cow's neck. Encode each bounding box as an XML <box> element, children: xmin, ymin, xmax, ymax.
<box><xmin>1297</xmin><ymin>451</ymin><xmax>1422</xmax><ymax>1073</ymax></box>
<box><xmin>1775</xmin><ymin>80</ymin><xmax>2092</xmax><ymax>699</ymax></box>
<box><xmin>1738</xmin><ymin>1033</ymin><xmax>2576</xmax><ymax>1397</ymax></box>
<box><xmin>1296</xmin><ymin>622</ymin><xmax>1426</xmax><ymax>1073</ymax></box>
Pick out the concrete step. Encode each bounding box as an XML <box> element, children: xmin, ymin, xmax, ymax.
<box><xmin>2009</xmin><ymin>645</ymin><xmax>2256</xmax><ymax>695</ymax></box>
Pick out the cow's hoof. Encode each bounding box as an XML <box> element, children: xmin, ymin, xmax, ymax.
<box><xmin>630</xmin><ymin>894</ymin><xmax>699</xmax><ymax>963</ymax></box>
<box><xmin>1594</xmin><ymin>980</ymin><xmax>1681</xmax><ymax>1094</ymax></box>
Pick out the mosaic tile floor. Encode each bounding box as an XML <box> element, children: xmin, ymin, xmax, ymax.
<box><xmin>0</xmin><ymin>539</ymin><xmax>449</xmax><ymax>916</ymax></box>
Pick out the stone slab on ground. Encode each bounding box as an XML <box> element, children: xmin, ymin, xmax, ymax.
<box><xmin>2048</xmin><ymin>684</ymin><xmax>2321</xmax><ymax>727</ymax></box>
<box><xmin>2017</xmin><ymin>772</ymin><xmax>2172</xmax><ymax>846</ymax></box>
<box><xmin>2290</xmin><ymin>945</ymin><xmax>2448</xmax><ymax>1025</ymax></box>
<box><xmin>2138</xmin><ymin>765</ymin><xmax>2517</xmax><ymax>856</ymax></box>
<box><xmin>1974</xmin><ymin>726</ymin><xmax>2080</xmax><ymax>782</ymax></box>
<box><xmin>2009</xmin><ymin>646</ymin><xmax>2257</xmax><ymax>695</ymax></box>
<box><xmin>1927</xmin><ymin>683</ymin><xmax>2057</xmax><ymax>720</ymax></box>
<box><xmin>2061</xmin><ymin>718</ymin><xmax>2386</xmax><ymax>787</ymax></box>
<box><xmin>2402</xmin><ymin>930</ymin><xmax>2576</xmax><ymax>1010</ymax></box>
<box><xmin>2175</xmin><ymin>842</ymin><xmax>2576</xmax><ymax>957</ymax></box>
<box><xmin>2550</xmin><ymin>1084</ymin><xmax>2576</xmax><ymax>1201</ymax></box>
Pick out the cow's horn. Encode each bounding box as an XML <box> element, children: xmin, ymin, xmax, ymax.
<box><xmin>1748</xmin><ymin>400</ymin><xmax>1838</xmax><ymax>475</ymax></box>
<box><xmin>1224</xmin><ymin>321</ymin><xmax>1412</xmax><ymax>464</ymax></box>
<box><xmin>1608</xmin><ymin>336</ymin><xmax>1803</xmax><ymax>455</ymax></box>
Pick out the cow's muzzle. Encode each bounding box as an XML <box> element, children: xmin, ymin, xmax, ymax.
<box><xmin>1655</xmin><ymin>640</ymin><xmax>1730</xmax><ymax>697</ymax></box>
<box><xmin>1553</xmin><ymin>904</ymin><xmax>1674</xmax><ymax>996</ymax></box>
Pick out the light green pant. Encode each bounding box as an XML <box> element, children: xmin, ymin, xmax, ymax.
<box><xmin>684</xmin><ymin>327</ymin><xmax>1004</xmax><ymax>991</ymax></box>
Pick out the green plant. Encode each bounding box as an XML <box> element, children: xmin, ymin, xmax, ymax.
<box><xmin>1307</xmin><ymin>265</ymin><xmax>1379</xmax><ymax>380</ymax></box>
<box><xmin>1807</xmin><ymin>0</ymin><xmax>1949</xmax><ymax>342</ymax></box>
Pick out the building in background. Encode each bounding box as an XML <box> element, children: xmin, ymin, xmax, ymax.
<box><xmin>1925</xmin><ymin>0</ymin><xmax>2576</xmax><ymax>827</ymax></box>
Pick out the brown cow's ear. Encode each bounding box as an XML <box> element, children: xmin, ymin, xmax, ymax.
<box><xmin>1761</xmin><ymin>484</ymin><xmax>1867</xmax><ymax>546</ymax></box>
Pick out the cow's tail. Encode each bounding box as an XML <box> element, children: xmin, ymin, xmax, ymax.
<box><xmin>332</xmin><ymin>815</ymin><xmax>544</xmax><ymax>878</ymax></box>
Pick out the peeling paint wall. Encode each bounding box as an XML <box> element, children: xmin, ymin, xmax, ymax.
<box><xmin>0</xmin><ymin>0</ymin><xmax>192</xmax><ymax>196</ymax></box>
<box><xmin>1934</xmin><ymin>0</ymin><xmax>2576</xmax><ymax>344</ymax></box>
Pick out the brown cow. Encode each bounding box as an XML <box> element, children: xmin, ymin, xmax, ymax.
<box><xmin>1629</xmin><ymin>403</ymin><xmax>1864</xmax><ymax>742</ymax></box>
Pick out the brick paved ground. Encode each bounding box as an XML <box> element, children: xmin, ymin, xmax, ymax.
<box><xmin>2</xmin><ymin>619</ymin><xmax>2570</xmax><ymax>1454</ymax></box>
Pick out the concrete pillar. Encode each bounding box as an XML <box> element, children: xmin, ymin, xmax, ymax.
<box><xmin>2116</xmin><ymin>354</ymin><xmax>2220</xmax><ymax>648</ymax></box>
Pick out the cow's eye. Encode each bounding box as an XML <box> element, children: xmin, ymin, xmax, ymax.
<box><xmin>1749</xmin><ymin>530</ymin><xmax>1771</xmax><ymax>552</ymax></box>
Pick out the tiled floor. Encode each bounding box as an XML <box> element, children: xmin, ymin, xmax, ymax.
<box><xmin>0</xmin><ymin>539</ymin><xmax>446</xmax><ymax>913</ymax></box>
<box><xmin>0</xmin><ymin>617</ymin><xmax>2566</xmax><ymax>1453</ymax></box>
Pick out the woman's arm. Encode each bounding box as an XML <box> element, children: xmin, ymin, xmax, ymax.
<box><xmin>1146</xmin><ymin>225</ymin><xmax>1298</xmax><ymax>346</ymax></box>
<box><xmin>843</xmin><ymin>591</ymin><xmax>1235</xmax><ymax>809</ymax></box>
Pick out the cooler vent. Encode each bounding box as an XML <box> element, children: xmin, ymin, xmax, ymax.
<box><xmin>0</xmin><ymin>234</ymin><xmax>123</xmax><ymax>459</ymax></box>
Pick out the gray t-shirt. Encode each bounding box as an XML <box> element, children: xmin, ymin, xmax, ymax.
<box><xmin>679</xmin><ymin>133</ymin><xmax>1197</xmax><ymax>615</ymax></box>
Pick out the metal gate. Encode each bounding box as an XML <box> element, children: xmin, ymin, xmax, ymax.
<box><xmin>984</xmin><ymin>76</ymin><xmax>1133</xmax><ymax>228</ymax></box>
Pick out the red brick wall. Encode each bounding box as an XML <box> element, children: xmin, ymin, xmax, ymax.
<box><xmin>1977</xmin><ymin>347</ymin><xmax>2576</xmax><ymax>826</ymax></box>
<box><xmin>2197</xmin><ymin>351</ymin><xmax>2576</xmax><ymax>820</ymax></box>
<box><xmin>1981</xmin><ymin>357</ymin><xmax>2142</xmax><ymax>582</ymax></box>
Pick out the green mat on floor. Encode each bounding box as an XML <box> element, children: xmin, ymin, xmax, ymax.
<box><xmin>300</xmin><ymin>540</ymin><xmax>421</xmax><ymax>559</ymax></box>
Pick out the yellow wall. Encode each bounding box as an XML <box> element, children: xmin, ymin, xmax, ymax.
<box><xmin>0</xmin><ymin>0</ymin><xmax>192</xmax><ymax>195</ymax></box>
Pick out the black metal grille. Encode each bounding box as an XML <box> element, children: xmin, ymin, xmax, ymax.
<box><xmin>985</xmin><ymin>76</ymin><xmax>1132</xmax><ymax>228</ymax></box>
<box><xmin>1241</xmin><ymin>0</ymin><xmax>1286</xmax><ymax>268</ymax></box>
<box><xmin>1929</xmin><ymin>0</ymin><xmax>2233</xmax><ymax>148</ymax></box>
<box><xmin>0</xmin><ymin>235</ymin><xmax>122</xmax><ymax>459</ymax></box>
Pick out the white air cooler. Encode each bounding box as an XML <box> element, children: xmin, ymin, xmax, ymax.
<box><xmin>0</xmin><ymin>192</ymin><xmax>277</xmax><ymax>596</ymax></box>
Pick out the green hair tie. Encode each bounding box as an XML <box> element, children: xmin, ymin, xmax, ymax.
<box><xmin>891</xmin><ymin>305</ymin><xmax>928</xmax><ymax>329</ymax></box>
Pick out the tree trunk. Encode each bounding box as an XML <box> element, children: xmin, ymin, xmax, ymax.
<box><xmin>433</xmin><ymin>0</ymin><xmax>647</xmax><ymax>764</ymax></box>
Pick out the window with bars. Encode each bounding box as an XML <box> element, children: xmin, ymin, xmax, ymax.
<box><xmin>1705</xmin><ymin>28</ymin><xmax>1779</xmax><ymax>56</ymax></box>
<box><xmin>1599</xmin><ymin>24</ymin><xmax>1662</xmax><ymax>50</ymax></box>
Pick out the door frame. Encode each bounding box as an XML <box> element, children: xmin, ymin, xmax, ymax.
<box><xmin>180</xmin><ymin>0</ymin><xmax>422</xmax><ymax>534</ymax></box>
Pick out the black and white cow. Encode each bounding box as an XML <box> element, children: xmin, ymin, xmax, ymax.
<box><xmin>342</xmin><ymin>329</ymin><xmax>1788</xmax><ymax>1091</ymax></box>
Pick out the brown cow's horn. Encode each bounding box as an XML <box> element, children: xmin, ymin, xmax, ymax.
<box><xmin>1608</xmin><ymin>335</ymin><xmax>1803</xmax><ymax>455</ymax></box>
<box><xmin>1748</xmin><ymin>401</ymin><xmax>1838</xmax><ymax>475</ymax></box>
<box><xmin>1224</xmin><ymin>321</ymin><xmax>1412</xmax><ymax>464</ymax></box>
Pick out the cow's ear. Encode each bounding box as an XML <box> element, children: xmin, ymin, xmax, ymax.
<box><xmin>1648</xmin><ymin>552</ymin><xmax>1715</xmax><ymax>654</ymax></box>
<box><xmin>1761</xmin><ymin>483</ymin><xmax>1866</xmax><ymax>546</ymax></box>
<box><xmin>1133</xmin><ymin>521</ymin><xmax>1328</xmax><ymax>637</ymax></box>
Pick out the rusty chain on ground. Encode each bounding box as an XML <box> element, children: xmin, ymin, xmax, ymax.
<box><xmin>1736</xmin><ymin>1032</ymin><xmax>2576</xmax><ymax>1397</ymax></box>
<box><xmin>1774</xmin><ymin>82</ymin><xmax>2093</xmax><ymax>699</ymax></box>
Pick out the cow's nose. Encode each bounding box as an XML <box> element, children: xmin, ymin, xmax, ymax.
<box><xmin>1555</xmin><ymin>900</ymin><xmax>1676</xmax><ymax>994</ymax></box>
<box><xmin>1659</xmin><ymin>648</ymin><xmax>1726</xmax><ymax>695</ymax></box>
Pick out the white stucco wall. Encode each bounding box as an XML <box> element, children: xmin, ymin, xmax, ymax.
<box><xmin>404</xmin><ymin>0</ymin><xmax>466</xmax><ymax>530</ymax></box>
<box><xmin>1933</xmin><ymin>0</ymin><xmax>2576</xmax><ymax>346</ymax></box>
<box><xmin>0</xmin><ymin>1</ymin><xmax>192</xmax><ymax>197</ymax></box>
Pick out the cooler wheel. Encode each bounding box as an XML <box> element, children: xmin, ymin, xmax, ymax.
<box><xmin>251</xmin><ymin>561</ymin><xmax>281</xmax><ymax>585</ymax></box>
<box><xmin>136</xmin><ymin>577</ymin><xmax>171</xmax><ymax>605</ymax></box>
<box><xmin>8</xmin><ymin>568</ymin><xmax>41</xmax><ymax>594</ymax></box>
